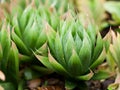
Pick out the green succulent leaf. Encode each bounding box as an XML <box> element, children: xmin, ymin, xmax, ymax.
<box><xmin>92</xmin><ymin>70</ymin><xmax>111</xmax><ymax>80</ymax></box>
<box><xmin>65</xmin><ymin>80</ymin><xmax>77</xmax><ymax>90</ymax></box>
<box><xmin>90</xmin><ymin>48</ymin><xmax>106</xmax><ymax>69</ymax></box>
<box><xmin>34</xmin><ymin>53</ymin><xmax>53</xmax><ymax>69</ymax></box>
<box><xmin>23</xmin><ymin>19</ymin><xmax>39</xmax><ymax>49</ymax></box>
<box><xmin>60</xmin><ymin>20</ymin><xmax>72</xmax><ymax>37</ymax></box>
<box><xmin>0</xmin><ymin>25</ymin><xmax>11</xmax><ymax>57</ymax></box>
<box><xmin>50</xmin><ymin>14</ymin><xmax>60</xmax><ymax>30</ymax></box>
<box><xmin>79</xmin><ymin>32</ymin><xmax>91</xmax><ymax>73</ymax></box>
<box><xmin>12</xmin><ymin>15</ymin><xmax>22</xmax><ymax>38</ymax></box>
<box><xmin>19</xmin><ymin>54</ymin><xmax>32</xmax><ymax>63</ymax></box>
<box><xmin>76</xmin><ymin>70</ymin><xmax>94</xmax><ymax>80</ymax></box>
<box><xmin>86</xmin><ymin>24</ymin><xmax>96</xmax><ymax>51</ymax></box>
<box><xmin>68</xmin><ymin>49</ymin><xmax>82</xmax><ymax>76</ymax></box>
<box><xmin>7</xmin><ymin>42</ymin><xmax>19</xmax><ymax>84</ymax></box>
<box><xmin>20</xmin><ymin>5</ymin><xmax>34</xmax><ymax>31</ymax></box>
<box><xmin>0</xmin><ymin>25</ymin><xmax>11</xmax><ymax>72</ymax></box>
<box><xmin>12</xmin><ymin>29</ymin><xmax>30</xmax><ymax>55</ymax></box>
<box><xmin>45</xmin><ymin>22</ymin><xmax>56</xmax><ymax>56</ymax></box>
<box><xmin>35</xmin><ymin>42</ymin><xmax>47</xmax><ymax>56</ymax></box>
<box><xmin>91</xmin><ymin>33</ymin><xmax>103</xmax><ymax>64</ymax></box>
<box><xmin>74</xmin><ymin>33</ymin><xmax>82</xmax><ymax>54</ymax></box>
<box><xmin>55</xmin><ymin>32</ymin><xmax>66</xmax><ymax>67</ymax></box>
<box><xmin>35</xmin><ymin>30</ymin><xmax>47</xmax><ymax>49</ymax></box>
<box><xmin>48</xmin><ymin>50</ymin><xmax>69</xmax><ymax>76</ymax></box>
<box><xmin>23</xmin><ymin>13</ymin><xmax>35</xmax><ymax>33</ymax></box>
<box><xmin>63</xmin><ymin>31</ymin><xmax>75</xmax><ymax>64</ymax></box>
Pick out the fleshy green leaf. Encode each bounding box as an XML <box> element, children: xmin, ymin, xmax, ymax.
<box><xmin>45</xmin><ymin>22</ymin><xmax>56</xmax><ymax>57</ymax></box>
<box><xmin>23</xmin><ymin>20</ymin><xmax>39</xmax><ymax>49</ymax></box>
<box><xmin>55</xmin><ymin>32</ymin><xmax>66</xmax><ymax>67</ymax></box>
<box><xmin>12</xmin><ymin>15</ymin><xmax>22</xmax><ymax>38</ymax></box>
<box><xmin>35</xmin><ymin>30</ymin><xmax>47</xmax><ymax>49</ymax></box>
<box><xmin>79</xmin><ymin>32</ymin><xmax>91</xmax><ymax>73</ymax></box>
<box><xmin>68</xmin><ymin>49</ymin><xmax>82</xmax><ymax>76</ymax></box>
<box><xmin>48</xmin><ymin>50</ymin><xmax>69</xmax><ymax>76</ymax></box>
<box><xmin>63</xmin><ymin>31</ymin><xmax>75</xmax><ymax>63</ymax></box>
<box><xmin>12</xmin><ymin>29</ymin><xmax>30</xmax><ymax>55</ymax></box>
<box><xmin>50</xmin><ymin>14</ymin><xmax>59</xmax><ymax>30</ymax></box>
<box><xmin>0</xmin><ymin>25</ymin><xmax>11</xmax><ymax>57</ymax></box>
<box><xmin>20</xmin><ymin>5</ymin><xmax>34</xmax><ymax>31</ymax></box>
<box><xmin>65</xmin><ymin>80</ymin><xmax>77</xmax><ymax>90</ymax></box>
<box><xmin>35</xmin><ymin>42</ymin><xmax>47</xmax><ymax>56</ymax></box>
<box><xmin>74</xmin><ymin>33</ymin><xmax>82</xmax><ymax>54</ymax></box>
<box><xmin>91</xmin><ymin>33</ymin><xmax>103</xmax><ymax>64</ymax></box>
<box><xmin>0</xmin><ymin>25</ymin><xmax>11</xmax><ymax>73</ymax></box>
<box><xmin>19</xmin><ymin>54</ymin><xmax>32</xmax><ymax>63</ymax></box>
<box><xmin>92</xmin><ymin>70</ymin><xmax>111</xmax><ymax>80</ymax></box>
<box><xmin>86</xmin><ymin>24</ymin><xmax>96</xmax><ymax>51</ymax></box>
<box><xmin>90</xmin><ymin>48</ymin><xmax>106</xmax><ymax>69</ymax></box>
<box><xmin>76</xmin><ymin>70</ymin><xmax>94</xmax><ymax>80</ymax></box>
<box><xmin>24</xmin><ymin>13</ymin><xmax>35</xmax><ymax>33</ymax></box>
<box><xmin>34</xmin><ymin>53</ymin><xmax>53</xmax><ymax>69</ymax></box>
<box><xmin>7</xmin><ymin>42</ymin><xmax>19</xmax><ymax>83</ymax></box>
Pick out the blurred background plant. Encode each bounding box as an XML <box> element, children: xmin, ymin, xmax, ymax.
<box><xmin>106</xmin><ymin>29</ymin><xmax>120</xmax><ymax>90</ymax></box>
<box><xmin>104</xmin><ymin>1</ymin><xmax>120</xmax><ymax>26</ymax></box>
<box><xmin>74</xmin><ymin>0</ymin><xmax>108</xmax><ymax>31</ymax></box>
<box><xmin>74</xmin><ymin>0</ymin><xmax>120</xmax><ymax>32</ymax></box>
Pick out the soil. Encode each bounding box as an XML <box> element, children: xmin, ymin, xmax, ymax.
<box><xmin>25</xmin><ymin>73</ymin><xmax>115</xmax><ymax>90</ymax></box>
<box><xmin>87</xmin><ymin>77</ymin><xmax>115</xmax><ymax>90</ymax></box>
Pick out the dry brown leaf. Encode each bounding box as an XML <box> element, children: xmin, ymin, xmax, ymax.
<box><xmin>27</xmin><ymin>79</ymin><xmax>42</xmax><ymax>90</ymax></box>
<box><xmin>0</xmin><ymin>85</ymin><xmax>4</xmax><ymax>90</ymax></box>
<box><xmin>0</xmin><ymin>70</ymin><xmax>5</xmax><ymax>81</ymax></box>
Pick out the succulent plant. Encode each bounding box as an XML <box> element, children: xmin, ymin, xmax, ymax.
<box><xmin>0</xmin><ymin>22</ymin><xmax>19</xmax><ymax>90</ymax></box>
<box><xmin>11</xmin><ymin>5</ymin><xmax>44</xmax><ymax>59</ymax></box>
<box><xmin>35</xmin><ymin>13</ymin><xmax>107</xmax><ymax>89</ymax></box>
<box><xmin>106</xmin><ymin>30</ymin><xmax>120</xmax><ymax>71</ymax></box>
<box><xmin>0</xmin><ymin>0</ymin><xmax>116</xmax><ymax>89</ymax></box>
<box><xmin>10</xmin><ymin>3</ymin><xmax>62</xmax><ymax>81</ymax></box>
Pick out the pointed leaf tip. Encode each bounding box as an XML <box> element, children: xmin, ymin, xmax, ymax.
<box><xmin>76</xmin><ymin>69</ymin><xmax>94</xmax><ymax>80</ymax></box>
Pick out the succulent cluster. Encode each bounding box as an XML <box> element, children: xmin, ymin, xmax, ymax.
<box><xmin>0</xmin><ymin>0</ymin><xmax>120</xmax><ymax>90</ymax></box>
